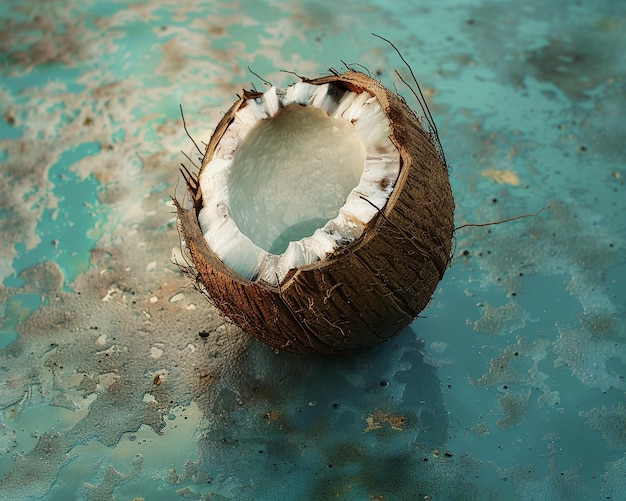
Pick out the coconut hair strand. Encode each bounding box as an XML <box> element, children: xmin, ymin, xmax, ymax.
<box><xmin>179</xmin><ymin>104</ymin><xmax>203</xmax><ymax>156</ymax></box>
<box><xmin>372</xmin><ymin>33</ymin><xmax>447</xmax><ymax>167</ymax></box>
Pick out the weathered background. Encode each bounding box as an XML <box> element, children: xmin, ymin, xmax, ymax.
<box><xmin>1</xmin><ymin>0</ymin><xmax>624</xmax><ymax>499</ymax></box>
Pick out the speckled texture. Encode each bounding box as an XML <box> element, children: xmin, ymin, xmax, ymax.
<box><xmin>1</xmin><ymin>0</ymin><xmax>625</xmax><ymax>499</ymax></box>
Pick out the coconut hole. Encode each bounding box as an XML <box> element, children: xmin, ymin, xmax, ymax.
<box><xmin>227</xmin><ymin>104</ymin><xmax>366</xmax><ymax>255</ymax></box>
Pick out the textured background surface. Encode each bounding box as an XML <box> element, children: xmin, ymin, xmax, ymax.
<box><xmin>1</xmin><ymin>0</ymin><xmax>625</xmax><ymax>499</ymax></box>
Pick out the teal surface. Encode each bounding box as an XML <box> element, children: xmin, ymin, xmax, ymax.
<box><xmin>1</xmin><ymin>0</ymin><xmax>625</xmax><ymax>499</ymax></box>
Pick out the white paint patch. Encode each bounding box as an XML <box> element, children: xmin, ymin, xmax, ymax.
<box><xmin>430</xmin><ymin>341</ymin><xmax>449</xmax><ymax>353</ymax></box>
<box><xmin>150</xmin><ymin>346</ymin><xmax>164</xmax><ymax>358</ymax></box>
<box><xmin>97</xmin><ymin>372</ymin><xmax>120</xmax><ymax>390</ymax></box>
<box><xmin>102</xmin><ymin>286</ymin><xmax>122</xmax><ymax>302</ymax></box>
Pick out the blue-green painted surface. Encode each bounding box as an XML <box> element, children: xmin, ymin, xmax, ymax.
<box><xmin>1</xmin><ymin>0</ymin><xmax>624</xmax><ymax>499</ymax></box>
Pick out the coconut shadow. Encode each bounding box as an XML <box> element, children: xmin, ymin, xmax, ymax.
<box><xmin>190</xmin><ymin>324</ymin><xmax>455</xmax><ymax>497</ymax></box>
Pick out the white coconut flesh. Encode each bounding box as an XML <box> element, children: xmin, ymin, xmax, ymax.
<box><xmin>198</xmin><ymin>82</ymin><xmax>400</xmax><ymax>285</ymax></box>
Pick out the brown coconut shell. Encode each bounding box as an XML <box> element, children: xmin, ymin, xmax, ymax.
<box><xmin>175</xmin><ymin>70</ymin><xmax>454</xmax><ymax>355</ymax></box>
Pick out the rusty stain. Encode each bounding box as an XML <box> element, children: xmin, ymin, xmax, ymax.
<box><xmin>364</xmin><ymin>410</ymin><xmax>406</xmax><ymax>432</ymax></box>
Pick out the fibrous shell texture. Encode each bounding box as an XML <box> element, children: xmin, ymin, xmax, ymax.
<box><xmin>176</xmin><ymin>70</ymin><xmax>454</xmax><ymax>355</ymax></box>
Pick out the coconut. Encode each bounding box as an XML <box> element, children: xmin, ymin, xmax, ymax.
<box><xmin>175</xmin><ymin>70</ymin><xmax>454</xmax><ymax>355</ymax></box>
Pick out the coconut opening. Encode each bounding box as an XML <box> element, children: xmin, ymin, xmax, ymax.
<box><xmin>198</xmin><ymin>82</ymin><xmax>400</xmax><ymax>285</ymax></box>
<box><xmin>228</xmin><ymin>104</ymin><xmax>366</xmax><ymax>255</ymax></box>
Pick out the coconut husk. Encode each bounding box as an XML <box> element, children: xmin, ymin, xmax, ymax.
<box><xmin>175</xmin><ymin>70</ymin><xmax>454</xmax><ymax>355</ymax></box>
